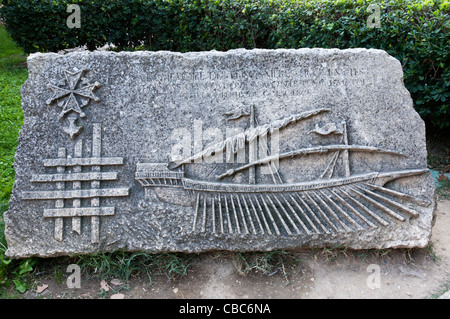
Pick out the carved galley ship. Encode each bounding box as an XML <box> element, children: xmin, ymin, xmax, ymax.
<box><xmin>136</xmin><ymin>106</ymin><xmax>431</xmax><ymax>237</ymax></box>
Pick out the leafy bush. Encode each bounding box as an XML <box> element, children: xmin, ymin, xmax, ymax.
<box><xmin>0</xmin><ymin>0</ymin><xmax>449</xmax><ymax>129</ymax></box>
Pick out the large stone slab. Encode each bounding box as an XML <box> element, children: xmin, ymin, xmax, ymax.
<box><xmin>5</xmin><ymin>48</ymin><xmax>436</xmax><ymax>258</ymax></box>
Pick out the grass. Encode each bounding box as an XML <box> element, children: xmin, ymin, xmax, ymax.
<box><xmin>0</xmin><ymin>26</ymin><xmax>27</xmax><ymax>65</ymax></box>
<box><xmin>232</xmin><ymin>250</ymin><xmax>299</xmax><ymax>284</ymax></box>
<box><xmin>311</xmin><ymin>245</ymin><xmax>438</xmax><ymax>267</ymax></box>
<box><xmin>436</xmin><ymin>180</ymin><xmax>450</xmax><ymax>199</ymax></box>
<box><xmin>0</xmin><ymin>26</ymin><xmax>27</xmax><ymax>210</ymax></box>
<box><xmin>430</xmin><ymin>280</ymin><xmax>450</xmax><ymax>299</ymax></box>
<box><xmin>0</xmin><ymin>25</ymin><xmax>29</xmax><ymax>297</ymax></box>
<box><xmin>427</xmin><ymin>132</ymin><xmax>450</xmax><ymax>199</ymax></box>
<box><xmin>74</xmin><ymin>251</ymin><xmax>193</xmax><ymax>284</ymax></box>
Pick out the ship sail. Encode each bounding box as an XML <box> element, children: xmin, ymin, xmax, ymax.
<box><xmin>171</xmin><ymin>108</ymin><xmax>330</xmax><ymax>168</ymax></box>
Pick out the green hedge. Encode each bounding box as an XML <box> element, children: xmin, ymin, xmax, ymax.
<box><xmin>1</xmin><ymin>0</ymin><xmax>449</xmax><ymax>129</ymax></box>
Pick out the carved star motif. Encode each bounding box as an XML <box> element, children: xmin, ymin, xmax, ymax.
<box><xmin>46</xmin><ymin>69</ymin><xmax>100</xmax><ymax>119</ymax></box>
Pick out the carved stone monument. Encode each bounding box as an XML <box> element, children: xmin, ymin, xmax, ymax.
<box><xmin>5</xmin><ymin>48</ymin><xmax>436</xmax><ymax>258</ymax></box>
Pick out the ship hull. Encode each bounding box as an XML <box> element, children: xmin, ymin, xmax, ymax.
<box><xmin>182</xmin><ymin>172</ymin><xmax>378</xmax><ymax>194</ymax></box>
<box><xmin>185</xmin><ymin>169</ymin><xmax>430</xmax><ymax>236</ymax></box>
<box><xmin>136</xmin><ymin>167</ymin><xmax>430</xmax><ymax>236</ymax></box>
<box><xmin>181</xmin><ymin>169</ymin><xmax>428</xmax><ymax>194</ymax></box>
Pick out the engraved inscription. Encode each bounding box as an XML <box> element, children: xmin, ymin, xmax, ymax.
<box><xmin>142</xmin><ymin>61</ymin><xmax>385</xmax><ymax>107</ymax></box>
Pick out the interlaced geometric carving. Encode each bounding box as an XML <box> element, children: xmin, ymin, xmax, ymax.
<box><xmin>23</xmin><ymin>123</ymin><xmax>129</xmax><ymax>243</ymax></box>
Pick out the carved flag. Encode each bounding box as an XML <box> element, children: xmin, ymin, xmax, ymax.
<box><xmin>308</xmin><ymin>122</ymin><xmax>343</xmax><ymax>136</ymax></box>
<box><xmin>224</xmin><ymin>106</ymin><xmax>250</xmax><ymax>121</ymax></box>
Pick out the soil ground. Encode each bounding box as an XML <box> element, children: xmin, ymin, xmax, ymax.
<box><xmin>16</xmin><ymin>199</ymin><xmax>449</xmax><ymax>300</ymax></box>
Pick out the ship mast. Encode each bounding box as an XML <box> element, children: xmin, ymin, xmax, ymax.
<box><xmin>342</xmin><ymin>121</ymin><xmax>350</xmax><ymax>177</ymax></box>
<box><xmin>248</xmin><ymin>105</ymin><xmax>256</xmax><ymax>184</ymax></box>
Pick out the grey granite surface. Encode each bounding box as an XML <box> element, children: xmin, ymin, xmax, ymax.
<box><xmin>5</xmin><ymin>48</ymin><xmax>435</xmax><ymax>258</ymax></box>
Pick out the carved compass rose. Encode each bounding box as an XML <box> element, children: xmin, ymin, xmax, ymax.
<box><xmin>46</xmin><ymin>68</ymin><xmax>100</xmax><ymax>138</ymax></box>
